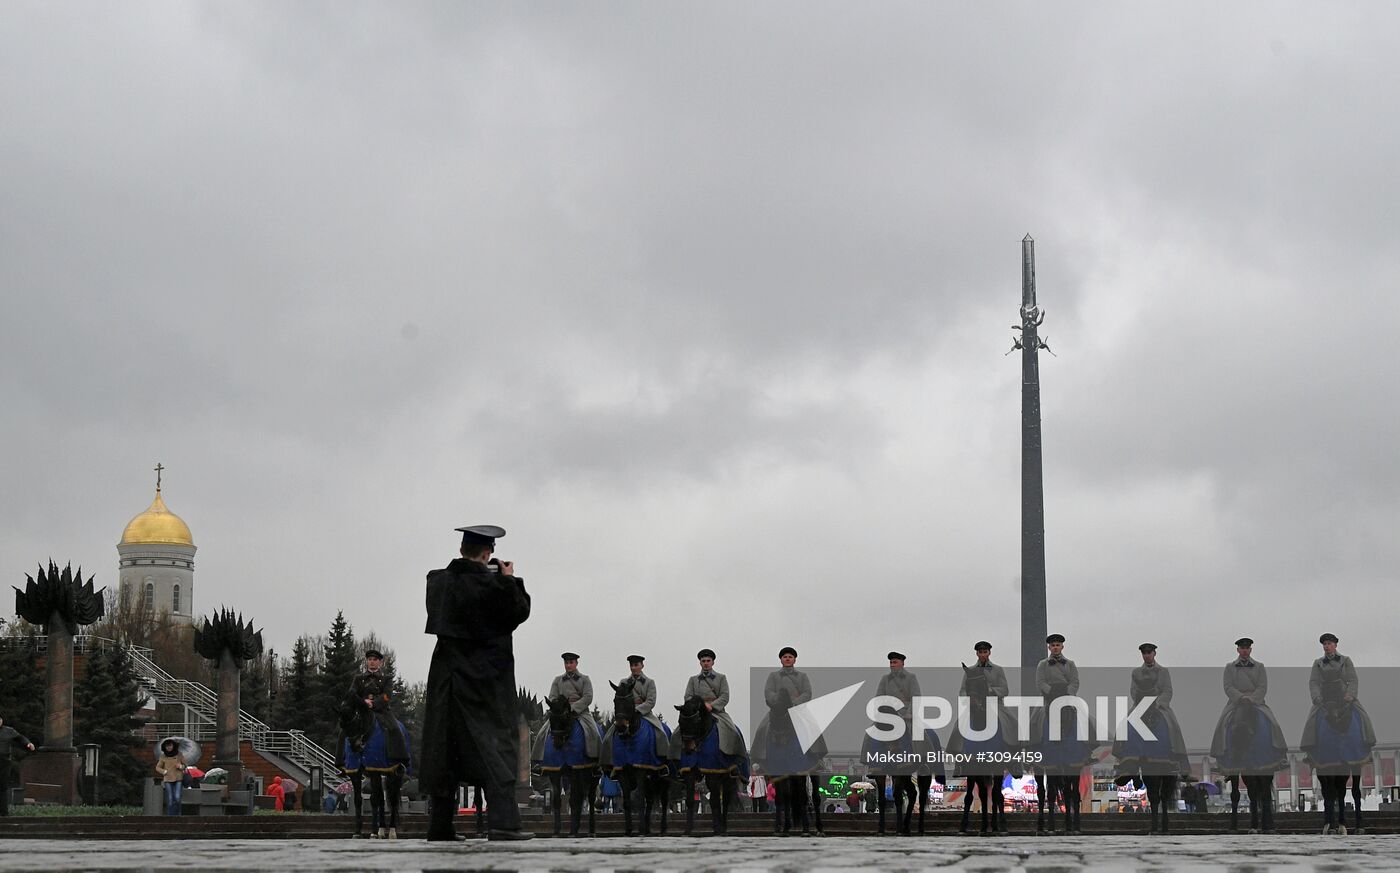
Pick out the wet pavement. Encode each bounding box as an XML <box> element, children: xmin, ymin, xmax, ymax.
<box><xmin>0</xmin><ymin>834</ymin><xmax>1396</xmax><ymax>872</ymax></box>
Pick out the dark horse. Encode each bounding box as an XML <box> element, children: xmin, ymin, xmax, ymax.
<box><xmin>862</xmin><ymin>707</ymin><xmax>942</xmax><ymax>835</ymax></box>
<box><xmin>1307</xmin><ymin>675</ymin><xmax>1370</xmax><ymax>835</ymax></box>
<box><xmin>950</xmin><ymin>664</ymin><xmax>1011</xmax><ymax>836</ymax></box>
<box><xmin>1115</xmin><ymin>691</ymin><xmax>1179</xmax><ymax>835</ymax></box>
<box><xmin>539</xmin><ymin>695</ymin><xmax>599</xmax><ymax>837</ymax></box>
<box><xmin>757</xmin><ymin>690</ymin><xmax>826</xmax><ymax>837</ymax></box>
<box><xmin>673</xmin><ymin>695</ymin><xmax>748</xmax><ymax>835</ymax></box>
<box><xmin>608</xmin><ymin>678</ymin><xmax>671</xmax><ymax>836</ymax></box>
<box><xmin>1033</xmin><ymin>681</ymin><xmax>1091</xmax><ymax>835</ymax></box>
<box><xmin>1220</xmin><ymin>698</ymin><xmax>1281</xmax><ymax>834</ymax></box>
<box><xmin>338</xmin><ymin>702</ymin><xmax>411</xmax><ymax>839</ymax></box>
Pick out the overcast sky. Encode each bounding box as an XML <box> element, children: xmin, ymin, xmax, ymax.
<box><xmin>4</xmin><ymin>3</ymin><xmax>1398</xmax><ymax>733</ymax></box>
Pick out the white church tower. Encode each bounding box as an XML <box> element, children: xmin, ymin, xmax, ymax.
<box><xmin>118</xmin><ymin>463</ymin><xmax>196</xmax><ymax>622</ymax></box>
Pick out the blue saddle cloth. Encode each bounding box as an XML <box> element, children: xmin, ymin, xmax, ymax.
<box><xmin>611</xmin><ymin>719</ymin><xmax>670</xmax><ymax>770</ymax></box>
<box><xmin>763</xmin><ymin>729</ymin><xmax>823</xmax><ymax>776</ymax></box>
<box><xmin>1119</xmin><ymin>715</ymin><xmax>1176</xmax><ymax>765</ymax></box>
<box><xmin>952</xmin><ymin>724</ymin><xmax>1014</xmax><ymax>775</ymax></box>
<box><xmin>541</xmin><ymin>720</ymin><xmax>596</xmax><ymax>771</ymax></box>
<box><xmin>677</xmin><ymin>724</ymin><xmax>749</xmax><ymax>778</ymax></box>
<box><xmin>1308</xmin><ymin>710</ymin><xmax>1369</xmax><ymax>771</ymax></box>
<box><xmin>1219</xmin><ymin>708</ymin><xmax>1286</xmax><ymax>773</ymax></box>
<box><xmin>1035</xmin><ymin>713</ymin><xmax>1093</xmax><ymax>774</ymax></box>
<box><xmin>343</xmin><ymin>718</ymin><xmax>411</xmax><ymax>774</ymax></box>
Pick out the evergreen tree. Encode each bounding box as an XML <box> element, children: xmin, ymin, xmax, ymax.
<box><xmin>398</xmin><ymin>680</ymin><xmax>426</xmax><ymax>778</ymax></box>
<box><xmin>0</xmin><ymin>622</ymin><xmax>44</xmax><ymax>737</ymax></box>
<box><xmin>73</xmin><ymin>645</ymin><xmax>148</xmax><ymax>805</ymax></box>
<box><xmin>271</xmin><ymin>636</ymin><xmax>314</xmax><ymax>732</ymax></box>
<box><xmin>239</xmin><ymin>647</ymin><xmax>276</xmax><ymax>723</ymax></box>
<box><xmin>309</xmin><ymin>612</ymin><xmax>358</xmax><ymax>751</ymax></box>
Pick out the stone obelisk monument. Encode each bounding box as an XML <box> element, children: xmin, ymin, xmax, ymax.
<box><xmin>1018</xmin><ymin>235</ymin><xmax>1048</xmax><ymax>695</ymax></box>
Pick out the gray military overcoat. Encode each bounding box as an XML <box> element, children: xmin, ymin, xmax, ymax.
<box><xmin>1209</xmin><ymin>659</ymin><xmax>1288</xmax><ymax>759</ymax></box>
<box><xmin>945</xmin><ymin>660</ymin><xmax>1021</xmax><ymax>758</ymax></box>
<box><xmin>531</xmin><ymin>671</ymin><xmax>602</xmax><ymax>760</ymax></box>
<box><xmin>1299</xmin><ymin>653</ymin><xmax>1377</xmax><ymax>752</ymax></box>
<box><xmin>600</xmin><ymin>672</ymin><xmax>670</xmax><ymax>765</ymax></box>
<box><xmin>750</xmin><ymin>666</ymin><xmax>829</xmax><ymax>763</ymax></box>
<box><xmin>1111</xmin><ymin>662</ymin><xmax>1187</xmax><ymax>771</ymax></box>
<box><xmin>672</xmin><ymin>671</ymin><xmax>746</xmax><ymax>757</ymax></box>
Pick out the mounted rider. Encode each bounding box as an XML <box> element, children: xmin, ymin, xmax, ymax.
<box><xmin>600</xmin><ymin>655</ymin><xmax>670</xmax><ymax>766</ymax></box>
<box><xmin>1112</xmin><ymin>643</ymin><xmax>1188</xmax><ymax>775</ymax></box>
<box><xmin>751</xmin><ymin>646</ymin><xmax>828</xmax><ymax>769</ymax></box>
<box><xmin>672</xmin><ymin>648</ymin><xmax>747</xmax><ymax>759</ymax></box>
<box><xmin>947</xmin><ymin>640</ymin><xmax>1020</xmax><ymax>761</ymax></box>
<box><xmin>1209</xmin><ymin>637</ymin><xmax>1288</xmax><ymax>771</ymax></box>
<box><xmin>532</xmin><ymin>652</ymin><xmax>601</xmax><ymax>761</ymax></box>
<box><xmin>1300</xmin><ymin>633</ymin><xmax>1376</xmax><ymax>763</ymax></box>
<box><xmin>342</xmin><ymin>649</ymin><xmax>410</xmax><ymax>765</ymax></box>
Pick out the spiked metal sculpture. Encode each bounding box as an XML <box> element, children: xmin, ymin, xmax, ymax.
<box><xmin>194</xmin><ymin>609</ymin><xmax>263</xmax><ymax>788</ymax></box>
<box><xmin>13</xmin><ymin>561</ymin><xmax>105</xmax><ymax>803</ymax></box>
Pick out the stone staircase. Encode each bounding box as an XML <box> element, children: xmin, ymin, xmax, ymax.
<box><xmin>67</xmin><ymin>634</ymin><xmax>342</xmax><ymax>787</ymax></box>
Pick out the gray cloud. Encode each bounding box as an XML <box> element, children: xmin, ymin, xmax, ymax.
<box><xmin>4</xmin><ymin>2</ymin><xmax>1399</xmax><ymax>735</ymax></box>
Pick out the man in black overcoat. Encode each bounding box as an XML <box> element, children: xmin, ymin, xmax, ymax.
<box><xmin>419</xmin><ymin>524</ymin><xmax>532</xmax><ymax>841</ymax></box>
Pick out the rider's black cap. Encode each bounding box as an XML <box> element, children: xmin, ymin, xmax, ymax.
<box><xmin>1235</xmin><ymin>637</ymin><xmax>1254</xmax><ymax>648</ymax></box>
<box><xmin>779</xmin><ymin>646</ymin><xmax>797</xmax><ymax>658</ymax></box>
<box><xmin>887</xmin><ymin>651</ymin><xmax>906</xmax><ymax>661</ymax></box>
<box><xmin>1046</xmin><ymin>633</ymin><xmax>1065</xmax><ymax>644</ymax></box>
<box><xmin>1319</xmin><ymin>633</ymin><xmax>1338</xmax><ymax>644</ymax></box>
<box><xmin>561</xmin><ymin>652</ymin><xmax>580</xmax><ymax>661</ymax></box>
<box><xmin>974</xmin><ymin>641</ymin><xmax>992</xmax><ymax>651</ymax></box>
<box><xmin>456</xmin><ymin>524</ymin><xmax>505</xmax><ymax>548</ymax></box>
<box><xmin>364</xmin><ymin>649</ymin><xmax>384</xmax><ymax>659</ymax></box>
<box><xmin>697</xmin><ymin>648</ymin><xmax>716</xmax><ymax>660</ymax></box>
<box><xmin>1139</xmin><ymin>643</ymin><xmax>1157</xmax><ymax>653</ymax></box>
<box><xmin>626</xmin><ymin>654</ymin><xmax>645</xmax><ymax>664</ymax></box>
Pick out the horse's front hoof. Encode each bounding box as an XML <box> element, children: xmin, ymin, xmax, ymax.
<box><xmin>1248</xmin><ymin>828</ymin><xmax>1259</xmax><ymax>834</ymax></box>
<box><xmin>1354</xmin><ymin>827</ymin><xmax>1367</xmax><ymax>835</ymax></box>
<box><xmin>377</xmin><ymin>827</ymin><xmax>388</xmax><ymax>839</ymax></box>
<box><xmin>387</xmin><ymin>828</ymin><xmax>397</xmax><ymax>841</ymax></box>
<box><xmin>1338</xmin><ymin>825</ymin><xmax>1349</xmax><ymax>836</ymax></box>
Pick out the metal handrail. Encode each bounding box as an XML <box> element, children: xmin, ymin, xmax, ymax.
<box><xmin>57</xmin><ymin>633</ymin><xmax>343</xmax><ymax>782</ymax></box>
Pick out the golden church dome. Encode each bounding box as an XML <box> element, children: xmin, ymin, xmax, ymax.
<box><xmin>120</xmin><ymin>490</ymin><xmax>194</xmax><ymax>546</ymax></box>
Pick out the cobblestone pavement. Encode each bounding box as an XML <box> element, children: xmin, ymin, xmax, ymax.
<box><xmin>1</xmin><ymin>835</ymin><xmax>1398</xmax><ymax>872</ymax></box>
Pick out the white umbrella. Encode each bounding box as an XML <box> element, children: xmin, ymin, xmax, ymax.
<box><xmin>155</xmin><ymin>736</ymin><xmax>201</xmax><ymax>766</ymax></box>
<box><xmin>850</xmin><ymin>781</ymin><xmax>875</xmax><ymax>791</ymax></box>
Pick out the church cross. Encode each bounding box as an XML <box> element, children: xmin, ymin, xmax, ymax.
<box><xmin>154</xmin><ymin>462</ymin><xmax>165</xmax><ymax>491</ymax></box>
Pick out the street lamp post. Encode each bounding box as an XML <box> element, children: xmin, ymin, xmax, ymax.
<box><xmin>80</xmin><ymin>743</ymin><xmax>100</xmax><ymax>806</ymax></box>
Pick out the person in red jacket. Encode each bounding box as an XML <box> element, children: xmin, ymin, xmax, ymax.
<box><xmin>268</xmin><ymin>775</ymin><xmax>286</xmax><ymax>811</ymax></box>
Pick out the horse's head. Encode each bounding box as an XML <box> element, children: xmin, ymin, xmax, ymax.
<box><xmin>546</xmin><ymin>695</ymin><xmax>574</xmax><ymax>745</ymax></box>
<box><xmin>1132</xmin><ymin>674</ymin><xmax>1162</xmax><ymax>730</ymax></box>
<box><xmin>1042</xmin><ymin>680</ymin><xmax>1075</xmax><ymax>736</ymax></box>
<box><xmin>768</xmin><ymin>687</ymin><xmax>796</xmax><ymax>740</ymax></box>
<box><xmin>611</xmin><ymin>678</ymin><xmax>638</xmax><ymax>737</ymax></box>
<box><xmin>961</xmin><ymin>663</ymin><xmax>992</xmax><ymax>730</ymax></box>
<box><xmin>674</xmin><ymin>695</ymin><xmax>712</xmax><ymax>753</ymax></box>
<box><xmin>1229</xmin><ymin>696</ymin><xmax>1258</xmax><ymax>750</ymax></box>
<box><xmin>1320</xmin><ymin>676</ymin><xmax>1351</xmax><ymax>732</ymax></box>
